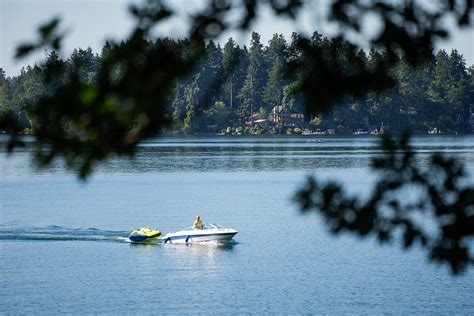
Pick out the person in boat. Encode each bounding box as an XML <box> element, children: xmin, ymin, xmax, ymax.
<box><xmin>193</xmin><ymin>216</ymin><xmax>203</xmax><ymax>230</ymax></box>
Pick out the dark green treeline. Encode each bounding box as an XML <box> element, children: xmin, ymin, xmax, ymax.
<box><xmin>1</xmin><ymin>32</ymin><xmax>473</xmax><ymax>134</ymax></box>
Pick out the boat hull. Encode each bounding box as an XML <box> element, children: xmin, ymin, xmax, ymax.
<box><xmin>161</xmin><ymin>230</ymin><xmax>237</xmax><ymax>244</ymax></box>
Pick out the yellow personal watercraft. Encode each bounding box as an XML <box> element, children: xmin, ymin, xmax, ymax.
<box><xmin>128</xmin><ymin>227</ymin><xmax>161</xmax><ymax>242</ymax></box>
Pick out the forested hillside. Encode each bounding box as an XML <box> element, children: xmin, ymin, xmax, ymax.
<box><xmin>1</xmin><ymin>31</ymin><xmax>473</xmax><ymax>135</ymax></box>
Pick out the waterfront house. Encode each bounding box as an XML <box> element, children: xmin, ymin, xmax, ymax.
<box><xmin>269</xmin><ymin>106</ymin><xmax>290</xmax><ymax>124</ymax></box>
<box><xmin>245</xmin><ymin>113</ymin><xmax>260</xmax><ymax>127</ymax></box>
<box><xmin>254</xmin><ymin>119</ymin><xmax>272</xmax><ymax>129</ymax></box>
<box><xmin>269</xmin><ymin>106</ymin><xmax>304</xmax><ymax>127</ymax></box>
<box><xmin>287</xmin><ymin>113</ymin><xmax>304</xmax><ymax>127</ymax></box>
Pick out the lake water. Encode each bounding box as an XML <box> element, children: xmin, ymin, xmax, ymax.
<box><xmin>1</xmin><ymin>135</ymin><xmax>473</xmax><ymax>314</ymax></box>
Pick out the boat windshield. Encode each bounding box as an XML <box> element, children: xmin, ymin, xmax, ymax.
<box><xmin>181</xmin><ymin>223</ymin><xmax>224</xmax><ymax>231</ymax></box>
<box><xmin>207</xmin><ymin>223</ymin><xmax>223</xmax><ymax>229</ymax></box>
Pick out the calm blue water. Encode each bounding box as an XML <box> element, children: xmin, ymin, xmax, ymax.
<box><xmin>1</xmin><ymin>135</ymin><xmax>473</xmax><ymax>314</ymax></box>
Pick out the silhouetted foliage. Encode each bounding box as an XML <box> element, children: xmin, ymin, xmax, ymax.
<box><xmin>295</xmin><ymin>134</ymin><xmax>474</xmax><ymax>274</ymax></box>
<box><xmin>15</xmin><ymin>17</ymin><xmax>64</xmax><ymax>59</ymax></box>
<box><xmin>0</xmin><ymin>0</ymin><xmax>473</xmax><ymax>274</ymax></box>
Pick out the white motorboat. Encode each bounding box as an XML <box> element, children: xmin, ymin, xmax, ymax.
<box><xmin>160</xmin><ymin>223</ymin><xmax>237</xmax><ymax>244</ymax></box>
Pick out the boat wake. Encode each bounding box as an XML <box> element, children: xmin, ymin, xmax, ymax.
<box><xmin>0</xmin><ymin>225</ymin><xmax>240</xmax><ymax>247</ymax></box>
<box><xmin>0</xmin><ymin>225</ymin><xmax>129</xmax><ymax>242</ymax></box>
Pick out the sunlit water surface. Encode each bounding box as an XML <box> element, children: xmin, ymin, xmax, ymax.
<box><xmin>1</xmin><ymin>135</ymin><xmax>473</xmax><ymax>314</ymax></box>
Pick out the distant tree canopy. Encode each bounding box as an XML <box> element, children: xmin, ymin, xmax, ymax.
<box><xmin>0</xmin><ymin>0</ymin><xmax>472</xmax><ymax>274</ymax></box>
<box><xmin>2</xmin><ymin>35</ymin><xmax>472</xmax><ymax>135</ymax></box>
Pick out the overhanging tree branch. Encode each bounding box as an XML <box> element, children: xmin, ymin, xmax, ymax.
<box><xmin>295</xmin><ymin>134</ymin><xmax>474</xmax><ymax>274</ymax></box>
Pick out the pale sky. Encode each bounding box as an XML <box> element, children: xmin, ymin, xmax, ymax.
<box><xmin>1</xmin><ymin>0</ymin><xmax>473</xmax><ymax>76</ymax></box>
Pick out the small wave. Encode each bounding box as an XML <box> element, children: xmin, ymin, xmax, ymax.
<box><xmin>45</xmin><ymin>225</ymin><xmax>64</xmax><ymax>230</ymax></box>
<box><xmin>0</xmin><ymin>225</ymin><xmax>129</xmax><ymax>242</ymax></box>
<box><xmin>81</xmin><ymin>227</ymin><xmax>101</xmax><ymax>231</ymax></box>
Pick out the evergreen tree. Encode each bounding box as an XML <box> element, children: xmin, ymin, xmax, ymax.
<box><xmin>222</xmin><ymin>38</ymin><xmax>246</xmax><ymax>110</ymax></box>
<box><xmin>394</xmin><ymin>55</ymin><xmax>433</xmax><ymax>130</ymax></box>
<box><xmin>282</xmin><ymin>81</ymin><xmax>302</xmax><ymax>112</ymax></box>
<box><xmin>0</xmin><ymin>68</ymin><xmax>10</xmax><ymax>112</ymax></box>
<box><xmin>448</xmin><ymin>50</ymin><xmax>470</xmax><ymax>113</ymax></box>
<box><xmin>469</xmin><ymin>65</ymin><xmax>474</xmax><ymax>113</ymax></box>
<box><xmin>238</xmin><ymin>32</ymin><xmax>267</xmax><ymax>122</ymax></box>
<box><xmin>262</xmin><ymin>34</ymin><xmax>288</xmax><ymax>107</ymax></box>
<box><xmin>426</xmin><ymin>49</ymin><xmax>471</xmax><ymax>132</ymax></box>
<box><xmin>69</xmin><ymin>47</ymin><xmax>99</xmax><ymax>82</ymax></box>
<box><xmin>43</xmin><ymin>51</ymin><xmax>67</xmax><ymax>95</ymax></box>
<box><xmin>365</xmin><ymin>49</ymin><xmax>400</xmax><ymax>130</ymax></box>
<box><xmin>183</xmin><ymin>81</ymin><xmax>200</xmax><ymax>133</ymax></box>
<box><xmin>22</xmin><ymin>65</ymin><xmax>45</xmax><ymax>106</ymax></box>
<box><xmin>193</xmin><ymin>40</ymin><xmax>223</xmax><ymax>114</ymax></box>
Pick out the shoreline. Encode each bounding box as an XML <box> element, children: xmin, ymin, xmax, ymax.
<box><xmin>1</xmin><ymin>131</ymin><xmax>472</xmax><ymax>139</ymax></box>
